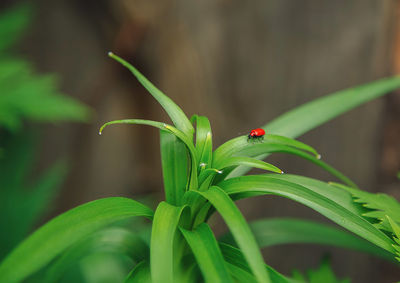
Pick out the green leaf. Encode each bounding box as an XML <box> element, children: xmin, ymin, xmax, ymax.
<box><xmin>218</xmin><ymin>175</ymin><xmax>395</xmax><ymax>254</ymax></box>
<box><xmin>265</xmin><ymin>77</ymin><xmax>400</xmax><ymax>138</ymax></box>
<box><xmin>150</xmin><ymin>202</ymin><xmax>189</xmax><ymax>283</ymax></box>
<box><xmin>191</xmin><ymin>115</ymin><xmax>213</xmax><ymax>169</ymax></box>
<box><xmin>330</xmin><ymin>182</ymin><xmax>400</xmax><ymax>262</ymax></box>
<box><xmin>220</xmin><ymin>218</ymin><xmax>394</xmax><ymax>261</ymax></box>
<box><xmin>264</xmin><ymin>135</ymin><xmax>319</xmax><ymax>157</ymax></box>
<box><xmin>194</xmin><ymin>187</ymin><xmax>271</xmax><ymax>283</ymax></box>
<box><xmin>214</xmin><ymin>134</ymin><xmax>319</xmax><ymax>167</ymax></box>
<box><xmin>125</xmin><ymin>261</ymin><xmax>151</xmax><ymax>283</ymax></box>
<box><xmin>214</xmin><ymin>138</ymin><xmax>356</xmax><ymax>187</ymax></box>
<box><xmin>217</xmin><ymin>156</ymin><xmax>283</xmax><ymax>174</ymax></box>
<box><xmin>180</xmin><ymin>223</ymin><xmax>233</xmax><ymax>283</ymax></box>
<box><xmin>100</xmin><ymin>119</ymin><xmax>198</xmax><ymax>190</ymax></box>
<box><xmin>108</xmin><ymin>52</ymin><xmax>194</xmax><ymax>139</ymax></box>
<box><xmin>0</xmin><ymin>63</ymin><xmax>90</xmax><ymax>130</ymax></box>
<box><xmin>0</xmin><ymin>133</ymin><xmax>67</xmax><ymax>259</ymax></box>
<box><xmin>0</xmin><ymin>197</ymin><xmax>153</xmax><ymax>283</ymax></box>
<box><xmin>386</xmin><ymin>216</ymin><xmax>400</xmax><ymax>262</ymax></box>
<box><xmin>44</xmin><ymin>227</ymin><xmax>149</xmax><ymax>282</ymax></box>
<box><xmin>160</xmin><ymin>130</ymin><xmax>188</xmax><ymax>205</ymax></box>
<box><xmin>24</xmin><ymin>161</ymin><xmax>67</xmax><ymax>228</ymax></box>
<box><xmin>330</xmin><ymin>182</ymin><xmax>400</xmax><ymax>232</ymax></box>
<box><xmin>264</xmin><ymin>175</ymin><xmax>362</xmax><ymax>215</ymax></box>
<box><xmin>219</xmin><ymin>243</ymin><xmax>296</xmax><ymax>283</ymax></box>
<box><xmin>0</xmin><ymin>3</ymin><xmax>32</xmax><ymax>52</ymax></box>
<box><xmin>224</xmin><ymin>262</ymin><xmax>258</xmax><ymax>283</ymax></box>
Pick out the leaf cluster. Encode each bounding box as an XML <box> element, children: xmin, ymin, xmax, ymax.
<box><xmin>1</xmin><ymin>51</ymin><xmax>400</xmax><ymax>282</ymax></box>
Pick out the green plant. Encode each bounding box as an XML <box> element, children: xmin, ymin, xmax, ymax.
<box><xmin>0</xmin><ymin>3</ymin><xmax>90</xmax><ymax>260</ymax></box>
<box><xmin>0</xmin><ymin>51</ymin><xmax>399</xmax><ymax>283</ymax></box>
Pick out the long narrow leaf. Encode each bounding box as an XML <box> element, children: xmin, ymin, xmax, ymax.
<box><xmin>220</xmin><ymin>218</ymin><xmax>394</xmax><ymax>261</ymax></box>
<box><xmin>263</xmin><ymin>175</ymin><xmax>362</xmax><ymax>215</ymax></box>
<box><xmin>214</xmin><ymin>134</ymin><xmax>319</xmax><ymax>167</ymax></box>
<box><xmin>150</xmin><ymin>202</ymin><xmax>189</xmax><ymax>283</ymax></box>
<box><xmin>195</xmin><ymin>187</ymin><xmax>271</xmax><ymax>283</ymax></box>
<box><xmin>217</xmin><ymin>156</ymin><xmax>283</xmax><ymax>174</ymax></box>
<box><xmin>265</xmin><ymin>77</ymin><xmax>400</xmax><ymax>138</ymax></box>
<box><xmin>108</xmin><ymin>53</ymin><xmax>194</xmax><ymax>139</ymax></box>
<box><xmin>191</xmin><ymin>115</ymin><xmax>213</xmax><ymax>168</ymax></box>
<box><xmin>218</xmin><ymin>175</ymin><xmax>395</xmax><ymax>254</ymax></box>
<box><xmin>180</xmin><ymin>223</ymin><xmax>233</xmax><ymax>283</ymax></box>
<box><xmin>0</xmin><ymin>197</ymin><xmax>153</xmax><ymax>283</ymax></box>
<box><xmin>215</xmin><ymin>140</ymin><xmax>355</xmax><ymax>187</ymax></box>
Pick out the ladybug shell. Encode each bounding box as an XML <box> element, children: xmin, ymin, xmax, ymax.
<box><xmin>249</xmin><ymin>128</ymin><xmax>265</xmax><ymax>137</ymax></box>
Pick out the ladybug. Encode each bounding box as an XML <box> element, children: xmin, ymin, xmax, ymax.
<box><xmin>248</xmin><ymin>128</ymin><xmax>265</xmax><ymax>141</ymax></box>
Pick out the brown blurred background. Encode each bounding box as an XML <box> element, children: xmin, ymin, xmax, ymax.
<box><xmin>2</xmin><ymin>0</ymin><xmax>400</xmax><ymax>282</ymax></box>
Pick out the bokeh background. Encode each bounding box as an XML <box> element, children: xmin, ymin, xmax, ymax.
<box><xmin>1</xmin><ymin>0</ymin><xmax>400</xmax><ymax>282</ymax></box>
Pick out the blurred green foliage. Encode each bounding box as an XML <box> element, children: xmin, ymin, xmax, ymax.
<box><xmin>0</xmin><ymin>3</ymin><xmax>90</xmax><ymax>259</ymax></box>
<box><xmin>292</xmin><ymin>258</ymin><xmax>350</xmax><ymax>283</ymax></box>
<box><xmin>0</xmin><ymin>132</ymin><xmax>67</xmax><ymax>259</ymax></box>
<box><xmin>0</xmin><ymin>4</ymin><xmax>89</xmax><ymax>131</ymax></box>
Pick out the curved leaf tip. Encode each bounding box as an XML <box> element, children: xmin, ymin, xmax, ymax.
<box><xmin>99</xmin><ymin>119</ymin><xmax>168</xmax><ymax>135</ymax></box>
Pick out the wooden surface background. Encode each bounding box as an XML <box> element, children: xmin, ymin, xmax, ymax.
<box><xmin>8</xmin><ymin>0</ymin><xmax>400</xmax><ymax>281</ymax></box>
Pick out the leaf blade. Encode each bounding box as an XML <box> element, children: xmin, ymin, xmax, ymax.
<box><xmin>265</xmin><ymin>77</ymin><xmax>400</xmax><ymax>138</ymax></box>
<box><xmin>195</xmin><ymin>187</ymin><xmax>271</xmax><ymax>283</ymax></box>
<box><xmin>44</xmin><ymin>227</ymin><xmax>149</xmax><ymax>283</ymax></box>
<box><xmin>214</xmin><ymin>138</ymin><xmax>355</xmax><ymax>187</ymax></box>
<box><xmin>0</xmin><ymin>197</ymin><xmax>153</xmax><ymax>283</ymax></box>
<box><xmin>191</xmin><ymin>115</ymin><xmax>213</xmax><ymax>168</ymax></box>
<box><xmin>330</xmin><ymin>182</ymin><xmax>400</xmax><ymax>232</ymax></box>
<box><xmin>150</xmin><ymin>202</ymin><xmax>188</xmax><ymax>283</ymax></box>
<box><xmin>214</xmin><ymin>134</ymin><xmax>319</xmax><ymax>167</ymax></box>
<box><xmin>220</xmin><ymin>218</ymin><xmax>394</xmax><ymax>261</ymax></box>
<box><xmin>218</xmin><ymin>175</ymin><xmax>395</xmax><ymax>254</ymax></box>
<box><xmin>217</xmin><ymin>156</ymin><xmax>283</xmax><ymax>174</ymax></box>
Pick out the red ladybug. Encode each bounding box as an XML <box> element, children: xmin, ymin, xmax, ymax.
<box><xmin>248</xmin><ymin>128</ymin><xmax>265</xmax><ymax>141</ymax></box>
